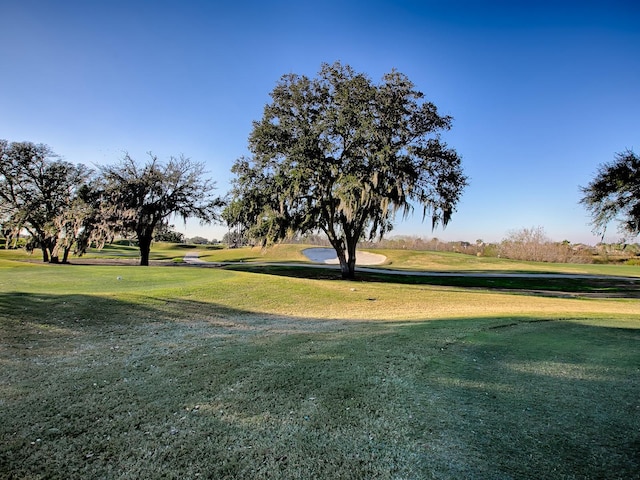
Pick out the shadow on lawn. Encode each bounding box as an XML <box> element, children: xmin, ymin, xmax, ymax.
<box><xmin>0</xmin><ymin>290</ymin><xmax>639</xmax><ymax>478</ymax></box>
<box><xmin>0</xmin><ymin>291</ymin><xmax>347</xmax><ymax>348</ymax></box>
<box><xmin>223</xmin><ymin>264</ymin><xmax>640</xmax><ymax>298</ymax></box>
<box><xmin>384</xmin><ymin>319</ymin><xmax>640</xmax><ymax>478</ymax></box>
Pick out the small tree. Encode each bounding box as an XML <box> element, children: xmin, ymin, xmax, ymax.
<box><xmin>221</xmin><ymin>199</ymin><xmax>250</xmax><ymax>247</ymax></box>
<box><xmin>231</xmin><ymin>62</ymin><xmax>468</xmax><ymax>279</ymax></box>
<box><xmin>1</xmin><ymin>222</ymin><xmax>21</xmax><ymax>249</ymax></box>
<box><xmin>500</xmin><ymin>226</ymin><xmax>550</xmax><ymax>262</ymax></box>
<box><xmin>98</xmin><ymin>153</ymin><xmax>223</xmax><ymax>266</ymax></box>
<box><xmin>580</xmin><ymin>149</ymin><xmax>640</xmax><ymax>240</ymax></box>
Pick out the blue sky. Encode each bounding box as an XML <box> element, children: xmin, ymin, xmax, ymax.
<box><xmin>1</xmin><ymin>0</ymin><xmax>638</xmax><ymax>244</ymax></box>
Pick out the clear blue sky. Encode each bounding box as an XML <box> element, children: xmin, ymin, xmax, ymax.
<box><xmin>2</xmin><ymin>0</ymin><xmax>638</xmax><ymax>244</ymax></box>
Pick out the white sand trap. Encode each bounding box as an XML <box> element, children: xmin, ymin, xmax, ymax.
<box><xmin>302</xmin><ymin>248</ymin><xmax>386</xmax><ymax>266</ymax></box>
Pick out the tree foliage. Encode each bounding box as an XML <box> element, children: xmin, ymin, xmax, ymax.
<box><xmin>154</xmin><ymin>224</ymin><xmax>185</xmax><ymax>243</ymax></box>
<box><xmin>97</xmin><ymin>153</ymin><xmax>223</xmax><ymax>265</ymax></box>
<box><xmin>580</xmin><ymin>149</ymin><xmax>640</xmax><ymax>240</ymax></box>
<box><xmin>0</xmin><ymin>140</ymin><xmax>92</xmax><ymax>262</ymax></box>
<box><xmin>231</xmin><ymin>62</ymin><xmax>468</xmax><ymax>278</ymax></box>
<box><xmin>221</xmin><ymin>199</ymin><xmax>250</xmax><ymax>247</ymax></box>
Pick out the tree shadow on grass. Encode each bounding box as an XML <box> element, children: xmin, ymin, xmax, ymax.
<box><xmin>0</xmin><ymin>291</ymin><xmax>349</xmax><ymax>357</ymax></box>
<box><xmin>223</xmin><ymin>264</ymin><xmax>640</xmax><ymax>298</ymax></box>
<box><xmin>1</xmin><ymin>291</ymin><xmax>638</xmax><ymax>479</ymax></box>
<box><xmin>386</xmin><ymin>319</ymin><xmax>640</xmax><ymax>478</ymax></box>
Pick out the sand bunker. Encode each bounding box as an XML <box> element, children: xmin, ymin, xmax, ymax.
<box><xmin>302</xmin><ymin>248</ymin><xmax>386</xmax><ymax>266</ymax></box>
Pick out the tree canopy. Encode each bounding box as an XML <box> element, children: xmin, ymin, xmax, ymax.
<box><xmin>97</xmin><ymin>153</ymin><xmax>223</xmax><ymax>265</ymax></box>
<box><xmin>231</xmin><ymin>62</ymin><xmax>468</xmax><ymax>278</ymax></box>
<box><xmin>1</xmin><ymin>141</ymin><xmax>224</xmax><ymax>265</ymax></box>
<box><xmin>0</xmin><ymin>140</ymin><xmax>92</xmax><ymax>262</ymax></box>
<box><xmin>580</xmin><ymin>149</ymin><xmax>640</xmax><ymax>240</ymax></box>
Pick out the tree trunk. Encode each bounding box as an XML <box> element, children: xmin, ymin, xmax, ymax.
<box><xmin>49</xmin><ymin>240</ymin><xmax>60</xmax><ymax>264</ymax></box>
<box><xmin>345</xmin><ymin>237</ymin><xmax>357</xmax><ymax>280</ymax></box>
<box><xmin>339</xmin><ymin>259</ymin><xmax>351</xmax><ymax>279</ymax></box>
<box><xmin>335</xmin><ymin>239</ymin><xmax>358</xmax><ymax>280</ymax></box>
<box><xmin>40</xmin><ymin>245</ymin><xmax>49</xmax><ymax>263</ymax></box>
<box><xmin>326</xmin><ymin>230</ymin><xmax>358</xmax><ymax>280</ymax></box>
<box><xmin>138</xmin><ymin>234</ymin><xmax>152</xmax><ymax>266</ymax></box>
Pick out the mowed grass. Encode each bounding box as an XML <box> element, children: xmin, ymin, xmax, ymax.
<box><xmin>369</xmin><ymin>247</ymin><xmax>640</xmax><ymax>277</ymax></box>
<box><xmin>196</xmin><ymin>244</ymin><xmax>640</xmax><ymax>278</ymax></box>
<box><xmin>196</xmin><ymin>244</ymin><xmax>310</xmax><ymax>264</ymax></box>
<box><xmin>1</xmin><ymin>250</ymin><xmax>639</xmax><ymax>479</ymax></box>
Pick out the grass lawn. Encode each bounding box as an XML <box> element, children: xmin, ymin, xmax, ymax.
<box><xmin>0</xmin><ymin>248</ymin><xmax>639</xmax><ymax>479</ymax></box>
<box><xmin>195</xmin><ymin>244</ymin><xmax>640</xmax><ymax>278</ymax></box>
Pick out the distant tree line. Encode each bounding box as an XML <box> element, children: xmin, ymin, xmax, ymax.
<box><xmin>0</xmin><ymin>140</ymin><xmax>223</xmax><ymax>265</ymax></box>
<box><xmin>296</xmin><ymin>226</ymin><xmax>637</xmax><ymax>264</ymax></box>
<box><xmin>494</xmin><ymin>226</ymin><xmax>595</xmax><ymax>263</ymax></box>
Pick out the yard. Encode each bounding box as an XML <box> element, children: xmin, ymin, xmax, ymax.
<box><xmin>1</xmin><ymin>247</ymin><xmax>638</xmax><ymax>479</ymax></box>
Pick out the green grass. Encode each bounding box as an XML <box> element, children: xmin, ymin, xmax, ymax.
<box><xmin>197</xmin><ymin>244</ymin><xmax>640</xmax><ymax>278</ymax></box>
<box><xmin>14</xmin><ymin>241</ymin><xmax>640</xmax><ymax>277</ymax></box>
<box><xmin>196</xmin><ymin>244</ymin><xmax>310</xmax><ymax>263</ymax></box>
<box><xmin>225</xmin><ymin>264</ymin><xmax>640</xmax><ymax>300</ymax></box>
<box><xmin>83</xmin><ymin>242</ymin><xmax>192</xmax><ymax>263</ymax></box>
<box><xmin>354</xmin><ymin>247</ymin><xmax>640</xmax><ymax>277</ymax></box>
<box><xmin>1</xmin><ymin>250</ymin><xmax>639</xmax><ymax>479</ymax></box>
<box><xmin>0</xmin><ymin>241</ymin><xmax>190</xmax><ymax>264</ymax></box>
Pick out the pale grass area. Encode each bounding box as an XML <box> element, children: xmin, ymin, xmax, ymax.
<box><xmin>506</xmin><ymin>361</ymin><xmax>623</xmax><ymax>381</ymax></box>
<box><xmin>374</xmin><ymin>249</ymin><xmax>640</xmax><ymax>276</ymax></box>
<box><xmin>197</xmin><ymin>244</ymin><xmax>311</xmax><ymax>263</ymax></box>
<box><xmin>190</xmin><ymin>272</ymin><xmax>640</xmax><ymax>322</ymax></box>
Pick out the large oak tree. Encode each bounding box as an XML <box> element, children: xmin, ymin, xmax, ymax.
<box><xmin>580</xmin><ymin>149</ymin><xmax>640</xmax><ymax>240</ymax></box>
<box><xmin>98</xmin><ymin>153</ymin><xmax>223</xmax><ymax>265</ymax></box>
<box><xmin>231</xmin><ymin>62</ymin><xmax>468</xmax><ymax>279</ymax></box>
